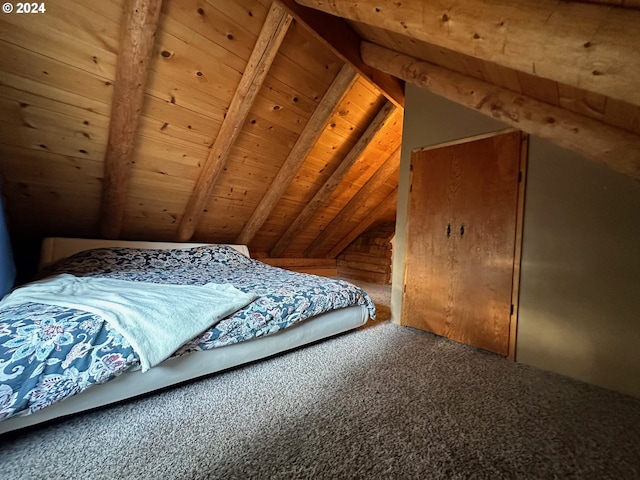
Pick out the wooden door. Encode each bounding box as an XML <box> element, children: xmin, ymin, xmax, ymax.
<box><xmin>401</xmin><ymin>130</ymin><xmax>525</xmax><ymax>356</ymax></box>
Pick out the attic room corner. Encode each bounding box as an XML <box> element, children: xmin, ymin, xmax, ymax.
<box><xmin>396</xmin><ymin>84</ymin><xmax>640</xmax><ymax>399</ymax></box>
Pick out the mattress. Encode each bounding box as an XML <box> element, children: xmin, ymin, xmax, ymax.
<box><xmin>0</xmin><ymin>238</ymin><xmax>374</xmax><ymax>434</ymax></box>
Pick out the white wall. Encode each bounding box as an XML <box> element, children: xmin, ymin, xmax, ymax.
<box><xmin>395</xmin><ymin>84</ymin><xmax>640</xmax><ymax>398</ymax></box>
<box><xmin>517</xmin><ymin>138</ymin><xmax>640</xmax><ymax>398</ymax></box>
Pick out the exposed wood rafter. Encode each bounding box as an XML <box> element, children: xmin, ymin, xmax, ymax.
<box><xmin>361</xmin><ymin>42</ymin><xmax>640</xmax><ymax>180</ymax></box>
<box><xmin>276</xmin><ymin>0</ymin><xmax>404</xmax><ymax>108</ymax></box>
<box><xmin>175</xmin><ymin>3</ymin><xmax>293</xmax><ymax>242</ymax></box>
<box><xmin>235</xmin><ymin>64</ymin><xmax>358</xmax><ymax>246</ymax></box>
<box><xmin>327</xmin><ymin>187</ymin><xmax>399</xmax><ymax>259</ymax></box>
<box><xmin>304</xmin><ymin>147</ymin><xmax>400</xmax><ymax>258</ymax></box>
<box><xmin>99</xmin><ymin>0</ymin><xmax>163</xmax><ymax>239</ymax></box>
<box><xmin>270</xmin><ymin>101</ymin><xmax>397</xmax><ymax>257</ymax></box>
<box><xmin>295</xmin><ymin>0</ymin><xmax>640</xmax><ymax>107</ymax></box>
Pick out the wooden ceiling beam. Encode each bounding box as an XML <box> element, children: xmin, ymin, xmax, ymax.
<box><xmin>99</xmin><ymin>0</ymin><xmax>163</xmax><ymax>239</ymax></box>
<box><xmin>270</xmin><ymin>101</ymin><xmax>397</xmax><ymax>257</ymax></box>
<box><xmin>296</xmin><ymin>0</ymin><xmax>640</xmax><ymax>107</ymax></box>
<box><xmin>276</xmin><ymin>0</ymin><xmax>404</xmax><ymax>108</ymax></box>
<box><xmin>361</xmin><ymin>42</ymin><xmax>640</xmax><ymax>180</ymax></box>
<box><xmin>175</xmin><ymin>3</ymin><xmax>292</xmax><ymax>242</ymax></box>
<box><xmin>304</xmin><ymin>147</ymin><xmax>400</xmax><ymax>258</ymax></box>
<box><xmin>326</xmin><ymin>187</ymin><xmax>398</xmax><ymax>259</ymax></box>
<box><xmin>235</xmin><ymin>64</ymin><xmax>358</xmax><ymax>246</ymax></box>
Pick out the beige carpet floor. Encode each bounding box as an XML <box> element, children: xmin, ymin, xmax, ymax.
<box><xmin>335</xmin><ymin>276</ymin><xmax>391</xmax><ymax>323</ymax></box>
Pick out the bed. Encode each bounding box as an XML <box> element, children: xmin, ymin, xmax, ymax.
<box><xmin>0</xmin><ymin>237</ymin><xmax>375</xmax><ymax>435</ymax></box>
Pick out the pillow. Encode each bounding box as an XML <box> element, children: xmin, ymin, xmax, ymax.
<box><xmin>0</xmin><ymin>185</ymin><xmax>15</xmax><ymax>298</ymax></box>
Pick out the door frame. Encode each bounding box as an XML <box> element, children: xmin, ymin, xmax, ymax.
<box><xmin>403</xmin><ymin>128</ymin><xmax>528</xmax><ymax>360</ymax></box>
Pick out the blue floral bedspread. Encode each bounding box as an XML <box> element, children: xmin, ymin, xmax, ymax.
<box><xmin>0</xmin><ymin>245</ymin><xmax>374</xmax><ymax>420</ymax></box>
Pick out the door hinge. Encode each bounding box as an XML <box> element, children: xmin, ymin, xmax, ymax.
<box><xmin>510</xmin><ymin>304</ymin><xmax>515</xmax><ymax>315</ymax></box>
<box><xmin>518</xmin><ymin>171</ymin><xmax>523</xmax><ymax>183</ymax></box>
<box><xmin>403</xmin><ymin>284</ymin><xmax>407</xmax><ymax>293</ymax></box>
<box><xmin>409</xmin><ymin>184</ymin><xmax>413</xmax><ymax>193</ymax></box>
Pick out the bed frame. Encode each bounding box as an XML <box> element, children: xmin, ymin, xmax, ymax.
<box><xmin>0</xmin><ymin>238</ymin><xmax>369</xmax><ymax>435</ymax></box>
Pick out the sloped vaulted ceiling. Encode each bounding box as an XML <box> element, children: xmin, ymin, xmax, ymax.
<box><xmin>296</xmin><ymin>0</ymin><xmax>640</xmax><ymax>179</ymax></box>
<box><xmin>0</xmin><ymin>0</ymin><xmax>402</xmax><ymax>258</ymax></box>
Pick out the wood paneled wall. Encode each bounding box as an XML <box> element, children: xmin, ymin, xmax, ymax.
<box><xmin>252</xmin><ymin>255</ymin><xmax>337</xmax><ymax>276</ymax></box>
<box><xmin>337</xmin><ymin>222</ymin><xmax>395</xmax><ymax>284</ymax></box>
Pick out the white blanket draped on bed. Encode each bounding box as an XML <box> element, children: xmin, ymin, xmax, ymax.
<box><xmin>0</xmin><ymin>274</ymin><xmax>258</xmax><ymax>372</ymax></box>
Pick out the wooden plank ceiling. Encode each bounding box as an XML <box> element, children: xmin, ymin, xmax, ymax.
<box><xmin>1</xmin><ymin>0</ymin><xmax>638</xmax><ymax>262</ymax></box>
<box><xmin>0</xmin><ymin>0</ymin><xmax>402</xmax><ymax>259</ymax></box>
<box><xmin>296</xmin><ymin>0</ymin><xmax>640</xmax><ymax>179</ymax></box>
